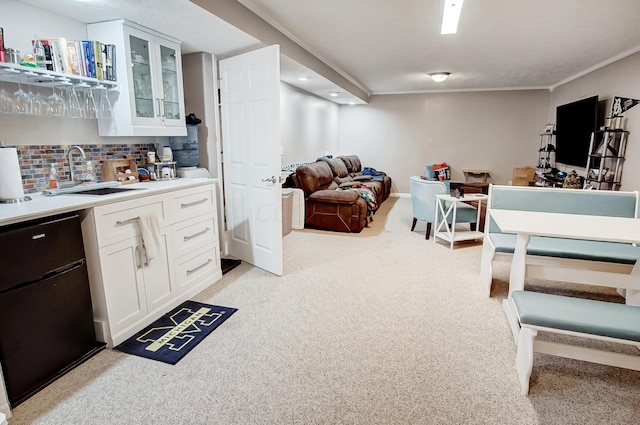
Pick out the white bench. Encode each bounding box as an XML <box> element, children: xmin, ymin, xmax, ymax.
<box><xmin>503</xmin><ymin>291</ymin><xmax>640</xmax><ymax>395</ymax></box>
<box><xmin>480</xmin><ymin>185</ymin><xmax>640</xmax><ymax>298</ymax></box>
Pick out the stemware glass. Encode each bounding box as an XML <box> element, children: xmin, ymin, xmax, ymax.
<box><xmin>83</xmin><ymin>86</ymin><xmax>97</xmax><ymax>119</ymax></box>
<box><xmin>0</xmin><ymin>80</ymin><xmax>14</xmax><ymax>114</ymax></box>
<box><xmin>66</xmin><ymin>86</ymin><xmax>84</xmax><ymax>119</ymax></box>
<box><xmin>31</xmin><ymin>90</ymin><xmax>47</xmax><ymax>116</ymax></box>
<box><xmin>25</xmin><ymin>73</ymin><xmax>46</xmax><ymax>116</ymax></box>
<box><xmin>94</xmin><ymin>85</ymin><xmax>112</xmax><ymax>119</ymax></box>
<box><xmin>47</xmin><ymin>86</ymin><xmax>67</xmax><ymax>117</ymax></box>
<box><xmin>13</xmin><ymin>75</ymin><xmax>32</xmax><ymax>114</ymax></box>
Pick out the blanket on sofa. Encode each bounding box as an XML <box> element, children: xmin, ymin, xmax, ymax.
<box><xmin>340</xmin><ymin>184</ymin><xmax>378</xmax><ymax>213</ymax></box>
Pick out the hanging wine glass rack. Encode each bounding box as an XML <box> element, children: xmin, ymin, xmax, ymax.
<box><xmin>0</xmin><ymin>62</ymin><xmax>118</xmax><ymax>90</ymax></box>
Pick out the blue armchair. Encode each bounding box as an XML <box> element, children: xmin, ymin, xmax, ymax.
<box><xmin>409</xmin><ymin>176</ymin><xmax>478</xmax><ymax>239</ymax></box>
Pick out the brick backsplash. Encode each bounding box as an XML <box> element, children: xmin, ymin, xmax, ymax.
<box><xmin>14</xmin><ymin>144</ymin><xmax>154</xmax><ymax>193</ymax></box>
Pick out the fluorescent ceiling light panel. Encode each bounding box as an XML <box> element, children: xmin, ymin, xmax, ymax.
<box><xmin>441</xmin><ymin>0</ymin><xmax>464</xmax><ymax>35</ymax></box>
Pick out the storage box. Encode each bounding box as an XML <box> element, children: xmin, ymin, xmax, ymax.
<box><xmin>101</xmin><ymin>159</ymin><xmax>139</xmax><ymax>184</ymax></box>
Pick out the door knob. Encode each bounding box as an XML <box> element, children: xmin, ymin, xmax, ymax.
<box><xmin>261</xmin><ymin>176</ymin><xmax>277</xmax><ymax>184</ymax></box>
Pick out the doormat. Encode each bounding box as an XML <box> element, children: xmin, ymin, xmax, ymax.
<box><xmin>115</xmin><ymin>300</ymin><xmax>237</xmax><ymax>365</ymax></box>
<box><xmin>222</xmin><ymin>258</ymin><xmax>242</xmax><ymax>274</ymax></box>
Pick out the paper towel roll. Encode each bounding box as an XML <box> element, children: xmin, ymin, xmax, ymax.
<box><xmin>0</xmin><ymin>148</ymin><xmax>26</xmax><ymax>200</ymax></box>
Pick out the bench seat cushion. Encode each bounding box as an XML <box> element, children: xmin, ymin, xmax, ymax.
<box><xmin>489</xmin><ymin>233</ymin><xmax>640</xmax><ymax>265</ymax></box>
<box><xmin>512</xmin><ymin>291</ymin><xmax>640</xmax><ymax>342</ymax></box>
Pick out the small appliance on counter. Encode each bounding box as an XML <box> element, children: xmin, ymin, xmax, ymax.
<box><xmin>168</xmin><ymin>113</ymin><xmax>210</xmax><ymax>178</ymax></box>
<box><xmin>0</xmin><ymin>143</ymin><xmax>31</xmax><ymax>203</ymax></box>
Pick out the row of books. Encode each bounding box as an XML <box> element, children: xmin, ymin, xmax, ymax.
<box><xmin>37</xmin><ymin>38</ymin><xmax>116</xmax><ymax>81</ymax></box>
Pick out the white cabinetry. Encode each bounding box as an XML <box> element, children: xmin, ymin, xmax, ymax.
<box><xmin>87</xmin><ymin>20</ymin><xmax>187</xmax><ymax>137</ymax></box>
<box><xmin>81</xmin><ymin>183</ymin><xmax>221</xmax><ymax>347</ymax></box>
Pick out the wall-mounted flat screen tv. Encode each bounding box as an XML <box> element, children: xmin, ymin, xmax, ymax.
<box><xmin>555</xmin><ymin>95</ymin><xmax>600</xmax><ymax>168</ymax></box>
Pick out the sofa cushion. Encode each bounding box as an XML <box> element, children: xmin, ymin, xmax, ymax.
<box><xmin>318</xmin><ymin>157</ymin><xmax>349</xmax><ymax>178</ymax></box>
<box><xmin>338</xmin><ymin>155</ymin><xmax>362</xmax><ymax>174</ymax></box>
<box><xmin>295</xmin><ymin>161</ymin><xmax>338</xmax><ymax>195</ymax></box>
<box><xmin>309</xmin><ymin>189</ymin><xmax>359</xmax><ymax>204</ymax></box>
<box><xmin>334</xmin><ymin>175</ymin><xmax>354</xmax><ymax>186</ymax></box>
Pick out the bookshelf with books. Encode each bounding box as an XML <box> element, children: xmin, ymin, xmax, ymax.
<box><xmin>35</xmin><ymin>37</ymin><xmax>117</xmax><ymax>82</ymax></box>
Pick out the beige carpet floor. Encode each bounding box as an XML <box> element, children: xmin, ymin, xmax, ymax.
<box><xmin>9</xmin><ymin>196</ymin><xmax>640</xmax><ymax>424</ymax></box>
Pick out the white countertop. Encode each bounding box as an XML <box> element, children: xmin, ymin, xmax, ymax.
<box><xmin>0</xmin><ymin>178</ymin><xmax>217</xmax><ymax>227</ymax></box>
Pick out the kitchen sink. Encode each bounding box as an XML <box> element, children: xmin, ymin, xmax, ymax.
<box><xmin>42</xmin><ymin>182</ymin><xmax>144</xmax><ymax>196</ymax></box>
<box><xmin>61</xmin><ymin>187</ymin><xmax>140</xmax><ymax>196</ymax></box>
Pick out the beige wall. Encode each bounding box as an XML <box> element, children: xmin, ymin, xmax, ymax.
<box><xmin>338</xmin><ymin>90</ymin><xmax>550</xmax><ymax>193</ymax></box>
<box><xmin>549</xmin><ymin>52</ymin><xmax>640</xmax><ymax>191</ymax></box>
<box><xmin>280</xmin><ymin>83</ymin><xmax>339</xmax><ymax>166</ymax></box>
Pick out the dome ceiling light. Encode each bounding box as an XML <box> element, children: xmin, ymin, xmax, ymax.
<box><xmin>429</xmin><ymin>72</ymin><xmax>451</xmax><ymax>83</ymax></box>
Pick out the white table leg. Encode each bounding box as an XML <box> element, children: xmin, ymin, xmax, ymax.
<box><xmin>450</xmin><ymin>202</ymin><xmax>457</xmax><ymax>250</ymax></box>
<box><xmin>433</xmin><ymin>198</ymin><xmax>441</xmax><ymax>244</ymax></box>
<box><xmin>509</xmin><ymin>233</ymin><xmax>530</xmax><ymax>297</ymax></box>
<box><xmin>625</xmin><ymin>261</ymin><xmax>640</xmax><ymax>306</ymax></box>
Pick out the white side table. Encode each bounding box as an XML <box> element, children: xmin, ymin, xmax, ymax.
<box><xmin>434</xmin><ymin>193</ymin><xmax>488</xmax><ymax>250</ymax></box>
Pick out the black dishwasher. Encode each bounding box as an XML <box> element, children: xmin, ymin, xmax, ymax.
<box><xmin>0</xmin><ymin>212</ymin><xmax>104</xmax><ymax>406</ymax></box>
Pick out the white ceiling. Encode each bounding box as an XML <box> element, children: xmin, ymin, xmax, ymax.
<box><xmin>16</xmin><ymin>0</ymin><xmax>640</xmax><ymax>103</ymax></box>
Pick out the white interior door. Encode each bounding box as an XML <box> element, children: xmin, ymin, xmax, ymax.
<box><xmin>220</xmin><ymin>45</ymin><xmax>283</xmax><ymax>276</ymax></box>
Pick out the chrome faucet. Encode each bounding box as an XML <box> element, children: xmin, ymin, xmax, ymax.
<box><xmin>68</xmin><ymin>145</ymin><xmax>87</xmax><ymax>184</ymax></box>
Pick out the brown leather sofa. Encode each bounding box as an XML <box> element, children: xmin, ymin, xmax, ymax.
<box><xmin>291</xmin><ymin>155</ymin><xmax>392</xmax><ymax>232</ymax></box>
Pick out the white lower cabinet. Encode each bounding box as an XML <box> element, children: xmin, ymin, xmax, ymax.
<box><xmin>81</xmin><ymin>183</ymin><xmax>222</xmax><ymax>347</ymax></box>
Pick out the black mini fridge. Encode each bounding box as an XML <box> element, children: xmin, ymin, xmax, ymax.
<box><xmin>0</xmin><ymin>212</ymin><xmax>104</xmax><ymax>406</ymax></box>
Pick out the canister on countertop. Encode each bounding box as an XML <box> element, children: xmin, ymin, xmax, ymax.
<box><xmin>5</xmin><ymin>48</ymin><xmax>19</xmax><ymax>64</ymax></box>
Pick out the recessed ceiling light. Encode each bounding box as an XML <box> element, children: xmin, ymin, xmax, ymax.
<box><xmin>441</xmin><ymin>0</ymin><xmax>464</xmax><ymax>34</ymax></box>
<box><xmin>429</xmin><ymin>72</ymin><xmax>451</xmax><ymax>82</ymax></box>
<box><xmin>330</xmin><ymin>92</ymin><xmax>340</xmax><ymax>97</ymax></box>
<box><xmin>298</xmin><ymin>76</ymin><xmax>310</xmax><ymax>81</ymax></box>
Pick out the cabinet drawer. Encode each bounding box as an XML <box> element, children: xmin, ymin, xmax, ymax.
<box><xmin>171</xmin><ymin>214</ymin><xmax>217</xmax><ymax>259</ymax></box>
<box><xmin>173</xmin><ymin>243</ymin><xmax>220</xmax><ymax>295</ymax></box>
<box><xmin>94</xmin><ymin>201</ymin><xmax>164</xmax><ymax>248</ymax></box>
<box><xmin>166</xmin><ymin>186</ymin><xmax>215</xmax><ymax>223</ymax></box>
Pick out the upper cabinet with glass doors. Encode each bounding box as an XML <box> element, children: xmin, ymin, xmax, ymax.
<box><xmin>87</xmin><ymin>20</ymin><xmax>186</xmax><ymax>137</ymax></box>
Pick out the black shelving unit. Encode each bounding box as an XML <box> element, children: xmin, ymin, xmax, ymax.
<box><xmin>536</xmin><ymin>132</ymin><xmax>556</xmax><ymax>174</ymax></box>
<box><xmin>584</xmin><ymin>129</ymin><xmax>628</xmax><ymax>190</ymax></box>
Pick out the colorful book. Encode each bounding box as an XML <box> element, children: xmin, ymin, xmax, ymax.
<box><xmin>40</xmin><ymin>40</ymin><xmax>55</xmax><ymax>71</ymax></box>
<box><xmin>50</xmin><ymin>38</ymin><xmax>71</xmax><ymax>74</ymax></box>
<box><xmin>92</xmin><ymin>40</ymin><xmax>104</xmax><ymax>80</ymax></box>
<box><xmin>104</xmin><ymin>44</ymin><xmax>116</xmax><ymax>81</ymax></box>
<box><xmin>66</xmin><ymin>41</ymin><xmax>82</xmax><ymax>76</ymax></box>
<box><xmin>82</xmin><ymin>40</ymin><xmax>95</xmax><ymax>78</ymax></box>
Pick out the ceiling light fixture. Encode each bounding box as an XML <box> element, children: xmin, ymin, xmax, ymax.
<box><xmin>441</xmin><ymin>0</ymin><xmax>464</xmax><ymax>35</ymax></box>
<box><xmin>429</xmin><ymin>72</ymin><xmax>451</xmax><ymax>83</ymax></box>
<box><xmin>298</xmin><ymin>76</ymin><xmax>310</xmax><ymax>81</ymax></box>
<box><xmin>330</xmin><ymin>92</ymin><xmax>340</xmax><ymax>97</ymax></box>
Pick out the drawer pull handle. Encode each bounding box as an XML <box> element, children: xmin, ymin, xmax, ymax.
<box><xmin>184</xmin><ymin>228</ymin><xmax>210</xmax><ymax>241</ymax></box>
<box><xmin>116</xmin><ymin>216</ymin><xmax>140</xmax><ymax>225</ymax></box>
<box><xmin>181</xmin><ymin>198</ymin><xmax>208</xmax><ymax>209</ymax></box>
<box><xmin>135</xmin><ymin>245</ymin><xmax>147</xmax><ymax>268</ymax></box>
<box><xmin>187</xmin><ymin>259</ymin><xmax>212</xmax><ymax>276</ymax></box>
